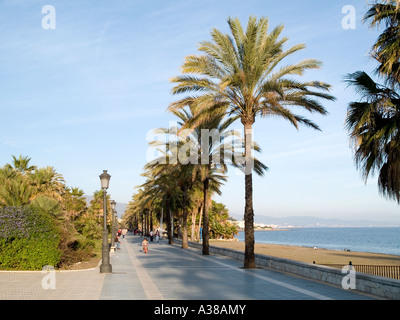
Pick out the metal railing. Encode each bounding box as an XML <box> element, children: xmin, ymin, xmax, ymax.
<box><xmin>315</xmin><ymin>261</ymin><xmax>400</xmax><ymax>280</ymax></box>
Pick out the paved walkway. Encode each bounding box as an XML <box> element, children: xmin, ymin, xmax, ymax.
<box><xmin>0</xmin><ymin>233</ymin><xmax>377</xmax><ymax>300</ymax></box>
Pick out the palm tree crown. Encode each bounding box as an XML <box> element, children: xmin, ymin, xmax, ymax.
<box><xmin>171</xmin><ymin>16</ymin><xmax>333</xmax><ymax>132</ymax></box>
<box><xmin>364</xmin><ymin>0</ymin><xmax>400</xmax><ymax>86</ymax></box>
<box><xmin>345</xmin><ymin>71</ymin><xmax>400</xmax><ymax>203</ymax></box>
<box><xmin>345</xmin><ymin>1</ymin><xmax>400</xmax><ymax>203</ymax></box>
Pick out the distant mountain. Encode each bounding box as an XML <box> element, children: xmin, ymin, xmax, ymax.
<box><xmin>84</xmin><ymin>195</ymin><xmax>127</xmax><ymax>218</ymax></box>
<box><xmin>82</xmin><ymin>196</ymin><xmax>396</xmax><ymax>226</ymax></box>
<box><xmin>230</xmin><ymin>214</ymin><xmax>399</xmax><ymax>228</ymax></box>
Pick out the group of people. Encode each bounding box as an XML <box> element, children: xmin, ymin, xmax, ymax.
<box><xmin>112</xmin><ymin>228</ymin><xmax>162</xmax><ymax>254</ymax></box>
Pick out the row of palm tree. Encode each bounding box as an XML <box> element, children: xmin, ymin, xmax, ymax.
<box><xmin>169</xmin><ymin>16</ymin><xmax>334</xmax><ymax>268</ymax></box>
<box><xmin>123</xmin><ymin>106</ymin><xmax>248</xmax><ymax>253</ymax></box>
<box><xmin>123</xmin><ymin>16</ymin><xmax>334</xmax><ymax>267</ymax></box>
<box><xmin>127</xmin><ymin>2</ymin><xmax>400</xmax><ymax>267</ymax></box>
<box><xmin>165</xmin><ymin>6</ymin><xmax>400</xmax><ymax>267</ymax></box>
<box><xmin>345</xmin><ymin>1</ymin><xmax>400</xmax><ymax>204</ymax></box>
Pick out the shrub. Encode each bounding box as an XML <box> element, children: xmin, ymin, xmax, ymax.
<box><xmin>56</xmin><ymin>222</ymin><xmax>97</xmax><ymax>268</ymax></box>
<box><xmin>74</xmin><ymin>215</ymin><xmax>102</xmax><ymax>240</ymax></box>
<box><xmin>0</xmin><ymin>206</ymin><xmax>61</xmax><ymax>270</ymax></box>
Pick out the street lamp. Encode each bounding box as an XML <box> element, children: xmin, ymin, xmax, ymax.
<box><xmin>99</xmin><ymin>170</ymin><xmax>112</xmax><ymax>273</ymax></box>
<box><xmin>110</xmin><ymin>200</ymin><xmax>116</xmax><ymax>247</ymax></box>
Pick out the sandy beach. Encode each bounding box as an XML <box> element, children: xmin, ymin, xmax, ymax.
<box><xmin>210</xmin><ymin>240</ymin><xmax>400</xmax><ymax>266</ymax></box>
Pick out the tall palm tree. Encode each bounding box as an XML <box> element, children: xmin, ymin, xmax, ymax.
<box><xmin>141</xmin><ymin>161</ymin><xmax>182</xmax><ymax>244</ymax></box>
<box><xmin>345</xmin><ymin>72</ymin><xmax>400</xmax><ymax>202</ymax></box>
<box><xmin>177</xmin><ymin>161</ymin><xmax>197</xmax><ymax>249</ymax></box>
<box><xmin>345</xmin><ymin>1</ymin><xmax>400</xmax><ymax>203</ymax></box>
<box><xmin>170</xmin><ymin>16</ymin><xmax>334</xmax><ymax>267</ymax></box>
<box><xmin>364</xmin><ymin>0</ymin><xmax>400</xmax><ymax>86</ymax></box>
<box><xmin>169</xmin><ymin>103</ymin><xmax>266</xmax><ymax>254</ymax></box>
<box><xmin>169</xmin><ymin>106</ymin><xmax>227</xmax><ymax>253</ymax></box>
<box><xmin>145</xmin><ymin>145</ymin><xmax>198</xmax><ymax>249</ymax></box>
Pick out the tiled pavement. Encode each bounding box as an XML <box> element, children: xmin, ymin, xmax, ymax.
<box><xmin>0</xmin><ymin>233</ymin><xmax>378</xmax><ymax>300</ymax></box>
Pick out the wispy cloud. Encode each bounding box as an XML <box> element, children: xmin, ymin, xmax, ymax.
<box><xmin>267</xmin><ymin>132</ymin><xmax>347</xmax><ymax>160</ymax></box>
<box><xmin>0</xmin><ymin>136</ymin><xmax>20</xmax><ymax>148</ymax></box>
<box><xmin>28</xmin><ymin>108</ymin><xmax>165</xmax><ymax>128</ymax></box>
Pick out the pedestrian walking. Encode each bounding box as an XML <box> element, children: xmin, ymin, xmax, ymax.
<box><xmin>114</xmin><ymin>235</ymin><xmax>121</xmax><ymax>250</ymax></box>
<box><xmin>122</xmin><ymin>228</ymin><xmax>127</xmax><ymax>239</ymax></box>
<box><xmin>142</xmin><ymin>238</ymin><xmax>149</xmax><ymax>254</ymax></box>
<box><xmin>150</xmin><ymin>230</ymin><xmax>154</xmax><ymax>242</ymax></box>
<box><xmin>155</xmin><ymin>230</ymin><xmax>160</xmax><ymax>243</ymax></box>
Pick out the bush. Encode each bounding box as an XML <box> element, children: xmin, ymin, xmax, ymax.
<box><xmin>0</xmin><ymin>206</ymin><xmax>61</xmax><ymax>270</ymax></box>
<box><xmin>57</xmin><ymin>224</ymin><xmax>97</xmax><ymax>268</ymax></box>
<box><xmin>74</xmin><ymin>215</ymin><xmax>102</xmax><ymax>240</ymax></box>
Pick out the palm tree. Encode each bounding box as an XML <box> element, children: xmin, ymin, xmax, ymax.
<box><xmin>141</xmin><ymin>162</ymin><xmax>182</xmax><ymax>244</ymax></box>
<box><xmin>0</xmin><ymin>173</ymin><xmax>33</xmax><ymax>206</ymax></box>
<box><xmin>169</xmin><ymin>106</ymin><xmax>227</xmax><ymax>253</ymax></box>
<box><xmin>62</xmin><ymin>187</ymin><xmax>87</xmax><ymax>221</ymax></box>
<box><xmin>345</xmin><ymin>1</ymin><xmax>400</xmax><ymax>203</ymax></box>
<box><xmin>364</xmin><ymin>0</ymin><xmax>400</xmax><ymax>86</ymax></box>
<box><xmin>144</xmin><ymin>144</ymin><xmax>198</xmax><ymax>249</ymax></box>
<box><xmin>31</xmin><ymin>195</ymin><xmax>62</xmax><ymax>218</ymax></box>
<box><xmin>345</xmin><ymin>71</ymin><xmax>400</xmax><ymax>202</ymax></box>
<box><xmin>0</xmin><ymin>163</ymin><xmax>33</xmax><ymax>207</ymax></box>
<box><xmin>169</xmin><ymin>103</ymin><xmax>267</xmax><ymax>254</ymax></box>
<box><xmin>29</xmin><ymin>166</ymin><xmax>65</xmax><ymax>202</ymax></box>
<box><xmin>177</xmin><ymin>162</ymin><xmax>197</xmax><ymax>249</ymax></box>
<box><xmin>170</xmin><ymin>16</ymin><xmax>334</xmax><ymax>267</ymax></box>
<box><xmin>5</xmin><ymin>155</ymin><xmax>36</xmax><ymax>174</ymax></box>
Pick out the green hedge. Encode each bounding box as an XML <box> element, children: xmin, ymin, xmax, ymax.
<box><xmin>0</xmin><ymin>206</ymin><xmax>61</xmax><ymax>270</ymax></box>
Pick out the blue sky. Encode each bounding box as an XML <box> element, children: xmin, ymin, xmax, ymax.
<box><xmin>1</xmin><ymin>0</ymin><xmax>399</xmax><ymax>224</ymax></box>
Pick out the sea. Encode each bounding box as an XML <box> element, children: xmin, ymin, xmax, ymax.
<box><xmin>236</xmin><ymin>227</ymin><xmax>400</xmax><ymax>256</ymax></box>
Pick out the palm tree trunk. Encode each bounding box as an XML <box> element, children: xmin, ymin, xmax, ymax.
<box><xmin>178</xmin><ymin>216</ymin><xmax>182</xmax><ymax>239</ymax></box>
<box><xmin>243</xmin><ymin>121</ymin><xmax>255</xmax><ymax>268</ymax></box>
<box><xmin>182</xmin><ymin>188</ymin><xmax>189</xmax><ymax>249</ymax></box>
<box><xmin>191</xmin><ymin>210</ymin><xmax>196</xmax><ymax>241</ymax></box>
<box><xmin>165</xmin><ymin>198</ymin><xmax>173</xmax><ymax>244</ymax></box>
<box><xmin>202</xmin><ymin>177</ymin><xmax>210</xmax><ymax>255</ymax></box>
<box><xmin>182</xmin><ymin>213</ymin><xmax>188</xmax><ymax>248</ymax></box>
<box><xmin>160</xmin><ymin>207</ymin><xmax>164</xmax><ymax>235</ymax></box>
<box><xmin>149</xmin><ymin>211</ymin><xmax>153</xmax><ymax>233</ymax></box>
<box><xmin>145</xmin><ymin>210</ymin><xmax>149</xmax><ymax>236</ymax></box>
<box><xmin>171</xmin><ymin>210</ymin><xmax>174</xmax><ymax>239</ymax></box>
<box><xmin>141</xmin><ymin>211</ymin><xmax>144</xmax><ymax>235</ymax></box>
<box><xmin>145</xmin><ymin>211</ymin><xmax>148</xmax><ymax>236</ymax></box>
<box><xmin>197</xmin><ymin>203</ymin><xmax>203</xmax><ymax>243</ymax></box>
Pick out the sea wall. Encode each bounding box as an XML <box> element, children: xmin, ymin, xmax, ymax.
<box><xmin>175</xmin><ymin>239</ymin><xmax>400</xmax><ymax>300</ymax></box>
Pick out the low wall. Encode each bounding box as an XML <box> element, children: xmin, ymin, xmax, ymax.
<box><xmin>174</xmin><ymin>239</ymin><xmax>400</xmax><ymax>300</ymax></box>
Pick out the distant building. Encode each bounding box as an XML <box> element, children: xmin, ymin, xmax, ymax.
<box><xmin>233</xmin><ymin>221</ymin><xmax>278</xmax><ymax>230</ymax></box>
<box><xmin>233</xmin><ymin>220</ymin><xmax>245</xmax><ymax>229</ymax></box>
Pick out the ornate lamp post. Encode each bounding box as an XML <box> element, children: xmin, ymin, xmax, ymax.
<box><xmin>110</xmin><ymin>200</ymin><xmax>116</xmax><ymax>247</ymax></box>
<box><xmin>99</xmin><ymin>170</ymin><xmax>112</xmax><ymax>273</ymax></box>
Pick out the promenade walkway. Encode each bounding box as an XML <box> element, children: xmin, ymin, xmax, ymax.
<box><xmin>0</xmin><ymin>233</ymin><xmax>377</xmax><ymax>300</ymax></box>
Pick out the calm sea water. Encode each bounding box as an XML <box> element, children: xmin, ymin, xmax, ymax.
<box><xmin>236</xmin><ymin>227</ymin><xmax>400</xmax><ymax>256</ymax></box>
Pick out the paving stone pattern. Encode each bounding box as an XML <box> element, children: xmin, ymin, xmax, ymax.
<box><xmin>0</xmin><ymin>234</ymin><xmax>377</xmax><ymax>300</ymax></box>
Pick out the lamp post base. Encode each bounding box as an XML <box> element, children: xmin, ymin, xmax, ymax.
<box><xmin>100</xmin><ymin>243</ymin><xmax>112</xmax><ymax>273</ymax></box>
<box><xmin>100</xmin><ymin>263</ymin><xmax>112</xmax><ymax>273</ymax></box>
